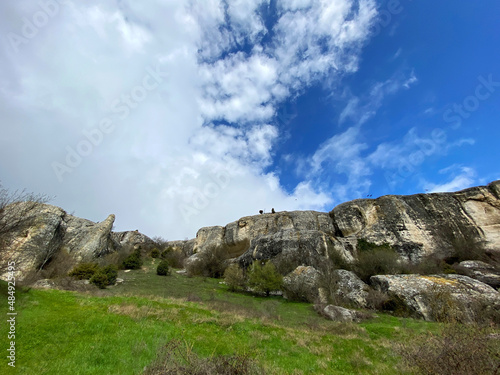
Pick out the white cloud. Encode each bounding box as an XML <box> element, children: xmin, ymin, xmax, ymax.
<box><xmin>0</xmin><ymin>0</ymin><xmax>377</xmax><ymax>239</ymax></box>
<box><xmin>303</xmin><ymin>126</ymin><xmax>371</xmax><ymax>202</ymax></box>
<box><xmin>427</xmin><ymin>166</ymin><xmax>476</xmax><ymax>193</ymax></box>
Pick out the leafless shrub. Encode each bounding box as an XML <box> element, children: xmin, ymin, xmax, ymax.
<box><xmin>0</xmin><ymin>184</ymin><xmax>55</xmax><ymax>275</ymax></box>
<box><xmin>365</xmin><ymin>289</ymin><xmax>390</xmax><ymax>311</ymax></box>
<box><xmin>282</xmin><ymin>278</ymin><xmax>314</xmax><ymax>303</ymax></box>
<box><xmin>98</xmin><ymin>244</ymin><xmax>136</xmax><ymax>269</ymax></box>
<box><xmin>398</xmin><ymin>324</ymin><xmax>500</xmax><ymax>375</ymax></box>
<box><xmin>271</xmin><ymin>251</ymin><xmax>304</xmax><ymax>275</ymax></box>
<box><xmin>142</xmin><ymin>339</ymin><xmax>266</xmax><ymax>375</ymax></box>
<box><xmin>161</xmin><ymin>246</ymin><xmax>187</xmax><ymax>269</ymax></box>
<box><xmin>186</xmin><ymin>247</ymin><xmax>227</xmax><ymax>278</ymax></box>
<box><xmin>424</xmin><ymin>285</ymin><xmax>464</xmax><ymax>323</ymax></box>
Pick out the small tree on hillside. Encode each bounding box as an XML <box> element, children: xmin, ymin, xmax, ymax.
<box><xmin>248</xmin><ymin>260</ymin><xmax>283</xmax><ymax>296</ymax></box>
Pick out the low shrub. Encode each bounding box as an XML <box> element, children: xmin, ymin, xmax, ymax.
<box><xmin>68</xmin><ymin>263</ymin><xmax>99</xmax><ymax>280</ymax></box>
<box><xmin>223</xmin><ymin>264</ymin><xmax>246</xmax><ymax>292</ymax></box>
<box><xmin>401</xmin><ymin>255</ymin><xmax>446</xmax><ymax>275</ymax></box>
<box><xmin>156</xmin><ymin>260</ymin><xmax>170</xmax><ymax>276</ymax></box>
<box><xmin>398</xmin><ymin>324</ymin><xmax>500</xmax><ymax>375</ymax></box>
<box><xmin>365</xmin><ymin>289</ymin><xmax>390</xmax><ymax>311</ymax></box>
<box><xmin>102</xmin><ymin>265</ymin><xmax>118</xmax><ymax>285</ymax></box>
<box><xmin>123</xmin><ymin>249</ymin><xmax>143</xmax><ymax>270</ymax></box>
<box><xmin>150</xmin><ymin>248</ymin><xmax>160</xmax><ymax>258</ymax></box>
<box><xmin>142</xmin><ymin>339</ymin><xmax>265</xmax><ymax>375</ymax></box>
<box><xmin>90</xmin><ymin>272</ymin><xmax>109</xmax><ymax>289</ymax></box>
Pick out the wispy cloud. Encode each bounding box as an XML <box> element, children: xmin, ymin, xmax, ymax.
<box><xmin>425</xmin><ymin>166</ymin><xmax>477</xmax><ymax>193</ymax></box>
<box><xmin>338</xmin><ymin>69</ymin><xmax>418</xmax><ymax>125</ymax></box>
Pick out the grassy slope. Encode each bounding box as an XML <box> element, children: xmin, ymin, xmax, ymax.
<box><xmin>1</xmin><ymin>259</ymin><xmax>438</xmax><ymax>375</ymax></box>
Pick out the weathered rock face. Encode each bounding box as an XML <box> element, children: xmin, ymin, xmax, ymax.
<box><xmin>458</xmin><ymin>260</ymin><xmax>500</xmax><ymax>289</ymax></box>
<box><xmin>332</xmin><ymin>180</ymin><xmax>500</xmax><ymax>261</ymax></box>
<box><xmin>0</xmin><ymin>202</ymin><xmax>152</xmax><ymax>281</ymax></box>
<box><xmin>179</xmin><ymin>180</ymin><xmax>500</xmax><ymax>269</ymax></box>
<box><xmin>370</xmin><ymin>274</ymin><xmax>500</xmax><ymax>322</ymax></box>
<box><xmin>178</xmin><ymin>210</ymin><xmax>352</xmax><ymax>273</ymax></box>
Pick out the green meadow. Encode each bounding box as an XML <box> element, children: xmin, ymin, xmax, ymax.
<box><xmin>1</xmin><ymin>259</ymin><xmax>445</xmax><ymax>374</ymax></box>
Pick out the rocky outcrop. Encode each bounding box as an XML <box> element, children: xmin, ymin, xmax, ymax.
<box><xmin>332</xmin><ymin>180</ymin><xmax>500</xmax><ymax>262</ymax></box>
<box><xmin>0</xmin><ymin>202</ymin><xmax>152</xmax><ymax>281</ymax></box>
<box><xmin>370</xmin><ymin>274</ymin><xmax>500</xmax><ymax>322</ymax></box>
<box><xmin>179</xmin><ymin>180</ymin><xmax>500</xmax><ymax>271</ymax></box>
<box><xmin>112</xmin><ymin>230</ymin><xmax>154</xmax><ymax>250</ymax></box>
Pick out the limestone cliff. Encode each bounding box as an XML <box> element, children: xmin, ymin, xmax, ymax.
<box><xmin>180</xmin><ymin>180</ymin><xmax>500</xmax><ymax>269</ymax></box>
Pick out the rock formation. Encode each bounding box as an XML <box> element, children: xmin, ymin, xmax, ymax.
<box><xmin>0</xmin><ymin>202</ymin><xmax>152</xmax><ymax>281</ymax></box>
<box><xmin>180</xmin><ymin>180</ymin><xmax>500</xmax><ymax>270</ymax></box>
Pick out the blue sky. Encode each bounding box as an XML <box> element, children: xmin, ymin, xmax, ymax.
<box><xmin>0</xmin><ymin>0</ymin><xmax>499</xmax><ymax>239</ymax></box>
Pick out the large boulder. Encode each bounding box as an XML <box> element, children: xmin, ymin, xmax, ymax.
<box><xmin>282</xmin><ymin>266</ymin><xmax>320</xmax><ymax>303</ymax></box>
<box><xmin>458</xmin><ymin>260</ymin><xmax>500</xmax><ymax>289</ymax></box>
<box><xmin>320</xmin><ymin>305</ymin><xmax>368</xmax><ymax>322</ymax></box>
<box><xmin>370</xmin><ymin>274</ymin><xmax>500</xmax><ymax>322</ymax></box>
<box><xmin>330</xmin><ymin>269</ymin><xmax>370</xmax><ymax>308</ymax></box>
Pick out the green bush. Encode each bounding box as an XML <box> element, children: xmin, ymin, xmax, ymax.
<box><xmin>102</xmin><ymin>265</ymin><xmax>118</xmax><ymax>285</ymax></box>
<box><xmin>156</xmin><ymin>260</ymin><xmax>170</xmax><ymax>276</ymax></box>
<box><xmin>68</xmin><ymin>263</ymin><xmax>99</xmax><ymax>280</ymax></box>
<box><xmin>90</xmin><ymin>272</ymin><xmax>109</xmax><ymax>289</ymax></box>
<box><xmin>223</xmin><ymin>264</ymin><xmax>247</xmax><ymax>292</ymax></box>
<box><xmin>122</xmin><ymin>249</ymin><xmax>143</xmax><ymax>270</ymax></box>
<box><xmin>248</xmin><ymin>261</ymin><xmax>283</xmax><ymax>296</ymax></box>
<box><xmin>150</xmin><ymin>248</ymin><xmax>160</xmax><ymax>258</ymax></box>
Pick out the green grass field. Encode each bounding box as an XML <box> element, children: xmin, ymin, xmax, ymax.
<box><xmin>1</xmin><ymin>259</ymin><xmax>443</xmax><ymax>374</ymax></box>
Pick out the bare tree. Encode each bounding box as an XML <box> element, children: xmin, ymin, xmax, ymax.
<box><xmin>0</xmin><ymin>182</ymin><xmax>53</xmax><ymax>275</ymax></box>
